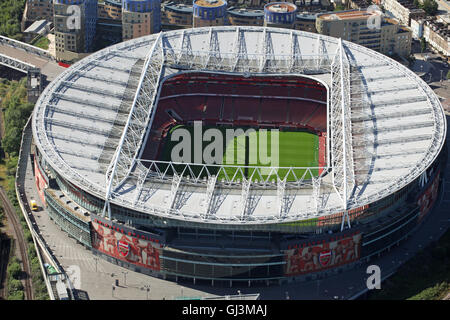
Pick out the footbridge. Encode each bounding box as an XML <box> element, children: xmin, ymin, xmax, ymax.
<box><xmin>0</xmin><ymin>35</ymin><xmax>66</xmax><ymax>102</ymax></box>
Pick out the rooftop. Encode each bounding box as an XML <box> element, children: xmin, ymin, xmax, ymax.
<box><xmin>265</xmin><ymin>2</ymin><xmax>297</xmax><ymax>13</ymax></box>
<box><xmin>103</xmin><ymin>0</ymin><xmax>122</xmax><ymax>6</ymax></box>
<box><xmin>395</xmin><ymin>0</ymin><xmax>421</xmax><ymax>10</ymax></box>
<box><xmin>296</xmin><ymin>12</ymin><xmax>319</xmax><ymax>20</ymax></box>
<box><xmin>24</xmin><ymin>19</ymin><xmax>52</xmax><ymax>34</ymax></box>
<box><xmin>32</xmin><ymin>26</ymin><xmax>446</xmax><ymax>225</ymax></box>
<box><xmin>425</xmin><ymin>20</ymin><xmax>450</xmax><ymax>38</ymax></box>
<box><xmin>318</xmin><ymin>9</ymin><xmax>381</xmax><ymax>21</ymax></box>
<box><xmin>228</xmin><ymin>7</ymin><xmax>264</xmax><ymax>17</ymax></box>
<box><xmin>164</xmin><ymin>2</ymin><xmax>193</xmax><ymax>13</ymax></box>
<box><xmin>193</xmin><ymin>0</ymin><xmax>226</xmax><ymax>7</ymax></box>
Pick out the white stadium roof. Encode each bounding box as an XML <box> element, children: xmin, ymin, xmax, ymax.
<box><xmin>32</xmin><ymin>26</ymin><xmax>446</xmax><ymax>225</ymax></box>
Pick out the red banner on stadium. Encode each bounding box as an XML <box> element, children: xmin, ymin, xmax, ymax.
<box><xmin>91</xmin><ymin>220</ymin><xmax>162</xmax><ymax>271</ymax></box>
<box><xmin>417</xmin><ymin>169</ymin><xmax>440</xmax><ymax>222</ymax></box>
<box><xmin>34</xmin><ymin>156</ymin><xmax>47</xmax><ymax>206</ymax></box>
<box><xmin>284</xmin><ymin>232</ymin><xmax>362</xmax><ymax>276</ymax></box>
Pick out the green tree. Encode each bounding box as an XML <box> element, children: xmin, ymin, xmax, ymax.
<box><xmin>0</xmin><ymin>78</ymin><xmax>34</xmax><ymax>156</ymax></box>
<box><xmin>7</xmin><ymin>261</ymin><xmax>22</xmax><ymax>279</ymax></box>
<box><xmin>421</xmin><ymin>0</ymin><xmax>439</xmax><ymax>15</ymax></box>
<box><xmin>334</xmin><ymin>3</ymin><xmax>345</xmax><ymax>11</ymax></box>
<box><xmin>7</xmin><ymin>278</ymin><xmax>24</xmax><ymax>293</ymax></box>
<box><xmin>0</xmin><ymin>0</ymin><xmax>26</xmax><ymax>39</ymax></box>
<box><xmin>420</xmin><ymin>37</ymin><xmax>427</xmax><ymax>52</ymax></box>
<box><xmin>7</xmin><ymin>290</ymin><xmax>24</xmax><ymax>300</ymax></box>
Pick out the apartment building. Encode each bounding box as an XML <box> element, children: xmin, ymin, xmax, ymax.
<box><xmin>228</xmin><ymin>8</ymin><xmax>264</xmax><ymax>26</ymax></box>
<box><xmin>161</xmin><ymin>2</ymin><xmax>193</xmax><ymax>29</ymax></box>
<box><xmin>316</xmin><ymin>9</ymin><xmax>412</xmax><ymax>56</ymax></box>
<box><xmin>294</xmin><ymin>12</ymin><xmax>318</xmax><ymax>32</ymax></box>
<box><xmin>122</xmin><ymin>0</ymin><xmax>161</xmax><ymax>41</ymax></box>
<box><xmin>53</xmin><ymin>0</ymin><xmax>98</xmax><ymax>61</ymax></box>
<box><xmin>423</xmin><ymin>19</ymin><xmax>449</xmax><ymax>57</ymax></box>
<box><xmin>22</xmin><ymin>0</ymin><xmax>54</xmax><ymax>30</ymax></box>
<box><xmin>264</xmin><ymin>2</ymin><xmax>298</xmax><ymax>29</ymax></box>
<box><xmin>382</xmin><ymin>0</ymin><xmax>426</xmax><ymax>26</ymax></box>
<box><xmin>98</xmin><ymin>0</ymin><xmax>122</xmax><ymax>20</ymax></box>
<box><xmin>192</xmin><ymin>0</ymin><xmax>228</xmax><ymax>28</ymax></box>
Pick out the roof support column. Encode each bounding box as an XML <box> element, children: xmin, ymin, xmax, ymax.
<box><xmin>103</xmin><ymin>33</ymin><xmax>164</xmax><ymax>218</ymax></box>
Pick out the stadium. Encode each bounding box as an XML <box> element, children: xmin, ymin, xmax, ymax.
<box><xmin>31</xmin><ymin>26</ymin><xmax>447</xmax><ymax>286</ymax></box>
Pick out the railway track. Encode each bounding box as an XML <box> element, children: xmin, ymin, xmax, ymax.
<box><xmin>0</xmin><ymin>187</ymin><xmax>33</xmax><ymax>300</ymax></box>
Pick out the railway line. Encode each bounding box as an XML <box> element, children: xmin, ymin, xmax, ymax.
<box><xmin>0</xmin><ymin>187</ymin><xmax>33</xmax><ymax>300</ymax></box>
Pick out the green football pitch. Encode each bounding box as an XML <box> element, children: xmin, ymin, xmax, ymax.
<box><xmin>158</xmin><ymin>125</ymin><xmax>319</xmax><ymax>181</ymax></box>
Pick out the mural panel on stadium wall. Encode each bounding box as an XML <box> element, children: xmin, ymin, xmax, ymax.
<box><xmin>34</xmin><ymin>154</ymin><xmax>47</xmax><ymax>206</ymax></box>
<box><xmin>91</xmin><ymin>220</ymin><xmax>162</xmax><ymax>271</ymax></box>
<box><xmin>417</xmin><ymin>169</ymin><xmax>440</xmax><ymax>222</ymax></box>
<box><xmin>284</xmin><ymin>232</ymin><xmax>362</xmax><ymax>276</ymax></box>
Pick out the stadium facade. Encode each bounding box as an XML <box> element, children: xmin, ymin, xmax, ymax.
<box><xmin>31</xmin><ymin>26</ymin><xmax>447</xmax><ymax>286</ymax></box>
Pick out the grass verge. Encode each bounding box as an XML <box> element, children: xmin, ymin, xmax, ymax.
<box><xmin>368</xmin><ymin>229</ymin><xmax>450</xmax><ymax>300</ymax></box>
<box><xmin>0</xmin><ymin>78</ymin><xmax>49</xmax><ymax>300</ymax></box>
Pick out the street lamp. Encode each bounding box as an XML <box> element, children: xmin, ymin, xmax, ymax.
<box><xmin>143</xmin><ymin>284</ymin><xmax>150</xmax><ymax>300</ymax></box>
<box><xmin>121</xmin><ymin>271</ymin><xmax>128</xmax><ymax>286</ymax></box>
<box><xmin>93</xmin><ymin>257</ymin><xmax>98</xmax><ymax>272</ymax></box>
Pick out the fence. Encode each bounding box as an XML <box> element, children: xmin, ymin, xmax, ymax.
<box><xmin>15</xmin><ymin>116</ymin><xmax>75</xmax><ymax>300</ymax></box>
<box><xmin>0</xmin><ymin>35</ymin><xmax>55</xmax><ymax>62</ymax></box>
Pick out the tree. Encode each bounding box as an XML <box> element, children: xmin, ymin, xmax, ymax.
<box><xmin>7</xmin><ymin>290</ymin><xmax>24</xmax><ymax>300</ymax></box>
<box><xmin>7</xmin><ymin>261</ymin><xmax>22</xmax><ymax>279</ymax></box>
<box><xmin>2</xmin><ymin>126</ymin><xmax>23</xmax><ymax>156</ymax></box>
<box><xmin>420</xmin><ymin>37</ymin><xmax>427</xmax><ymax>52</ymax></box>
<box><xmin>7</xmin><ymin>278</ymin><xmax>24</xmax><ymax>293</ymax></box>
<box><xmin>420</xmin><ymin>0</ymin><xmax>439</xmax><ymax>15</ymax></box>
<box><xmin>334</xmin><ymin>3</ymin><xmax>345</xmax><ymax>11</ymax></box>
<box><xmin>0</xmin><ymin>78</ymin><xmax>34</xmax><ymax>156</ymax></box>
<box><xmin>0</xmin><ymin>0</ymin><xmax>26</xmax><ymax>39</ymax></box>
